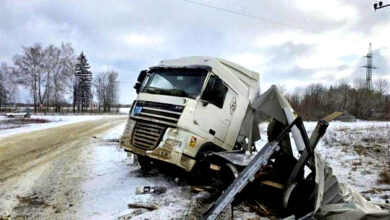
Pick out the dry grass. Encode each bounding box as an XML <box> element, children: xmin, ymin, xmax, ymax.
<box><xmin>16</xmin><ymin>195</ymin><xmax>50</xmax><ymax>207</ymax></box>
<box><xmin>20</xmin><ymin>118</ymin><xmax>50</xmax><ymax>123</ymax></box>
<box><xmin>377</xmin><ymin>169</ymin><xmax>390</xmax><ymax>185</ymax></box>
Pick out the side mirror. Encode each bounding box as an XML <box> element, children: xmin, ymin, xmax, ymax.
<box><xmin>134</xmin><ymin>82</ymin><xmax>141</xmax><ymax>94</ymax></box>
<box><xmin>134</xmin><ymin>70</ymin><xmax>148</xmax><ymax>94</ymax></box>
<box><xmin>137</xmin><ymin>70</ymin><xmax>147</xmax><ymax>83</ymax></box>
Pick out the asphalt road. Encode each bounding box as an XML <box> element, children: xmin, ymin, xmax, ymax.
<box><xmin>0</xmin><ymin>116</ymin><xmax>127</xmax><ymax>219</ymax></box>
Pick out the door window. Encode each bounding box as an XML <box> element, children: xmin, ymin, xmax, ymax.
<box><xmin>201</xmin><ymin>75</ymin><xmax>228</xmax><ymax>108</ymax></box>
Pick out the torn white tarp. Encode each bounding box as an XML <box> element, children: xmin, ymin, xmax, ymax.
<box><xmin>314</xmin><ymin>150</ymin><xmax>390</xmax><ymax>219</ymax></box>
<box><xmin>249</xmin><ymin>85</ymin><xmax>306</xmax><ymax>152</ymax></box>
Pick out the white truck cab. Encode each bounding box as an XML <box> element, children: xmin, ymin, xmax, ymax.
<box><xmin>120</xmin><ymin>56</ymin><xmax>259</xmax><ymax>172</ymax></box>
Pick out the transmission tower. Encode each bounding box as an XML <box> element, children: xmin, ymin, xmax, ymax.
<box><xmin>361</xmin><ymin>43</ymin><xmax>377</xmax><ymax>89</ymax></box>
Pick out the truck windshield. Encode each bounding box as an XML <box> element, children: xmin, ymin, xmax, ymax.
<box><xmin>141</xmin><ymin>69</ymin><xmax>207</xmax><ymax>99</ymax></box>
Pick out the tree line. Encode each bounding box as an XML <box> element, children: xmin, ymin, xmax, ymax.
<box><xmin>285</xmin><ymin>78</ymin><xmax>390</xmax><ymax>121</ymax></box>
<box><xmin>0</xmin><ymin>43</ymin><xmax>119</xmax><ymax>113</ymax></box>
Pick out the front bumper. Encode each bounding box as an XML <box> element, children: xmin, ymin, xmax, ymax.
<box><xmin>121</xmin><ymin>142</ymin><xmax>196</xmax><ymax>172</ymax></box>
<box><xmin>120</xmin><ymin>120</ymin><xmax>197</xmax><ymax>172</ymax></box>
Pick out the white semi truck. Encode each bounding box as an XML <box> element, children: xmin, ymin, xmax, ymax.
<box><xmin>120</xmin><ymin>56</ymin><xmax>266</xmax><ymax>173</ymax></box>
<box><xmin>120</xmin><ymin>56</ymin><xmax>390</xmax><ymax>219</ymax></box>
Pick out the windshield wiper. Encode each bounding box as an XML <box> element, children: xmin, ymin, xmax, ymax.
<box><xmin>144</xmin><ymin>87</ymin><xmax>189</xmax><ymax>97</ymax></box>
<box><xmin>167</xmin><ymin>88</ymin><xmax>189</xmax><ymax>97</ymax></box>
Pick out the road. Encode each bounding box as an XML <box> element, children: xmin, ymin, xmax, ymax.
<box><xmin>0</xmin><ymin>117</ymin><xmax>129</xmax><ymax>219</ymax></box>
<box><xmin>0</xmin><ymin>116</ymin><xmax>200</xmax><ymax>220</ymax></box>
<box><xmin>0</xmin><ymin>117</ymin><xmax>126</xmax><ymax>182</ymax></box>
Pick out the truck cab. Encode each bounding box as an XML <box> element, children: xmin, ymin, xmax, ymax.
<box><xmin>120</xmin><ymin>56</ymin><xmax>259</xmax><ymax>172</ymax></box>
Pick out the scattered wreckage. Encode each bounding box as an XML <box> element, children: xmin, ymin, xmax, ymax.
<box><xmin>120</xmin><ymin>56</ymin><xmax>390</xmax><ymax>219</ymax></box>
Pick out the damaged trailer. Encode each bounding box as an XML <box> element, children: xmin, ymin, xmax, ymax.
<box><xmin>203</xmin><ymin>86</ymin><xmax>390</xmax><ymax>220</ymax></box>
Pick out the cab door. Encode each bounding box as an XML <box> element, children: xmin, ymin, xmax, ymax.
<box><xmin>194</xmin><ymin>74</ymin><xmax>237</xmax><ymax>142</ymax></box>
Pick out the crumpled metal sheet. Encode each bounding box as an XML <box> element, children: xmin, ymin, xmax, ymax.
<box><xmin>313</xmin><ymin>150</ymin><xmax>390</xmax><ymax>220</ymax></box>
<box><xmin>208</xmin><ymin>151</ymin><xmax>256</xmax><ymax>167</ymax></box>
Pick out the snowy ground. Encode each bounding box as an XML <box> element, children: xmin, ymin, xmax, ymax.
<box><xmin>85</xmin><ymin>120</ymin><xmax>390</xmax><ymax>219</ymax></box>
<box><xmin>314</xmin><ymin>121</ymin><xmax>390</xmax><ymax>202</ymax></box>
<box><xmin>79</xmin><ymin>123</ymin><xmax>194</xmax><ymax>219</ymax></box>
<box><xmin>119</xmin><ymin>108</ymin><xmax>131</xmax><ymax>115</ymax></box>
<box><xmin>0</xmin><ymin>119</ymin><xmax>389</xmax><ymax>219</ymax></box>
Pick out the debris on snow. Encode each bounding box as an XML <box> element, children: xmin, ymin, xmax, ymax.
<box><xmin>128</xmin><ymin>203</ymin><xmax>158</xmax><ymax>210</ymax></box>
<box><xmin>135</xmin><ymin>186</ymin><xmax>167</xmax><ymax>195</ymax></box>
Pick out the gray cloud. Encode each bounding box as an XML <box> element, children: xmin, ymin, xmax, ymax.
<box><xmin>265</xmin><ymin>42</ymin><xmax>315</xmax><ymax>64</ymax></box>
<box><xmin>0</xmin><ymin>0</ymin><xmax>389</xmax><ymax>103</ymax></box>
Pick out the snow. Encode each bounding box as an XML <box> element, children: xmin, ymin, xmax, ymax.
<box><xmin>0</xmin><ymin>115</ymin><xmax>124</xmax><ymax>138</ymax></box>
<box><xmin>119</xmin><ymin>108</ymin><xmax>131</xmax><ymax>115</ymax></box>
<box><xmin>83</xmin><ymin>120</ymin><xmax>389</xmax><ymax>219</ymax></box>
<box><xmin>86</xmin><ymin>120</ymin><xmax>388</xmax><ymax>219</ymax></box>
<box><xmin>315</xmin><ymin>121</ymin><xmax>390</xmax><ymax>202</ymax></box>
<box><xmin>79</xmin><ymin>122</ymin><xmax>193</xmax><ymax>219</ymax></box>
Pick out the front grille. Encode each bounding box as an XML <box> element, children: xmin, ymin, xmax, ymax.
<box><xmin>131</xmin><ymin>101</ymin><xmax>184</xmax><ymax>126</ymax></box>
<box><xmin>132</xmin><ymin>122</ymin><xmax>165</xmax><ymax>150</ymax></box>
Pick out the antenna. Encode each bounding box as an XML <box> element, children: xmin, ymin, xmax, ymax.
<box><xmin>361</xmin><ymin>43</ymin><xmax>377</xmax><ymax>89</ymax></box>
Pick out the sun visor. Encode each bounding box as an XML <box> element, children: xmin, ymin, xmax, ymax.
<box><xmin>149</xmin><ymin>65</ymin><xmax>212</xmax><ymax>72</ymax></box>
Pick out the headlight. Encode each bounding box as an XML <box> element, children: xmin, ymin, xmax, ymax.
<box><xmin>165</xmin><ymin>138</ymin><xmax>182</xmax><ymax>149</ymax></box>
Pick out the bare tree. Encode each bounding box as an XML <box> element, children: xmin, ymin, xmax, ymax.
<box><xmin>13</xmin><ymin>43</ymin><xmax>76</xmax><ymax>112</ymax></box>
<box><xmin>286</xmin><ymin>87</ymin><xmax>304</xmax><ymax>114</ymax></box>
<box><xmin>94</xmin><ymin>71</ymin><xmax>119</xmax><ymax>112</ymax></box>
<box><xmin>107</xmin><ymin>71</ymin><xmax>119</xmax><ymax>111</ymax></box>
<box><xmin>13</xmin><ymin>43</ymin><xmax>46</xmax><ymax>112</ymax></box>
<box><xmin>42</xmin><ymin>45</ymin><xmax>60</xmax><ymax>110</ymax></box>
<box><xmin>45</xmin><ymin>43</ymin><xmax>76</xmax><ymax>112</ymax></box>
<box><xmin>374</xmin><ymin>77</ymin><xmax>389</xmax><ymax>96</ymax></box>
<box><xmin>0</xmin><ymin>63</ymin><xmax>18</xmax><ymax>110</ymax></box>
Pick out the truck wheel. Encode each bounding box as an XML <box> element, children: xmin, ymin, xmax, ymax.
<box><xmin>189</xmin><ymin>159</ymin><xmax>210</xmax><ymax>185</ymax></box>
<box><xmin>283</xmin><ymin>179</ymin><xmax>316</xmax><ymax>218</ymax></box>
<box><xmin>219</xmin><ymin>163</ymin><xmax>239</xmax><ymax>189</ymax></box>
<box><xmin>137</xmin><ymin>155</ymin><xmax>155</xmax><ymax>171</ymax></box>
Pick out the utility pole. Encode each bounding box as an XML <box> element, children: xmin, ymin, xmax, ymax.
<box><xmin>362</xmin><ymin>43</ymin><xmax>377</xmax><ymax>89</ymax></box>
<box><xmin>374</xmin><ymin>1</ymin><xmax>390</xmax><ymax>10</ymax></box>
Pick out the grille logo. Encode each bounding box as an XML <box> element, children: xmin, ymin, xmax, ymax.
<box><xmin>132</xmin><ymin>106</ymin><xmax>143</xmax><ymax>116</ymax></box>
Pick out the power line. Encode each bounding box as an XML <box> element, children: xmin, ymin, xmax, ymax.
<box><xmin>182</xmin><ymin>0</ymin><xmax>258</xmax><ymax>20</ymax></box>
<box><xmin>180</xmin><ymin>0</ymin><xmax>363</xmax><ymax>42</ymax></box>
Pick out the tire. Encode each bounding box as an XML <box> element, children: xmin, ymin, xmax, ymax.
<box><xmin>137</xmin><ymin>155</ymin><xmax>155</xmax><ymax>171</ymax></box>
<box><xmin>283</xmin><ymin>180</ymin><xmax>316</xmax><ymax>218</ymax></box>
<box><xmin>219</xmin><ymin>163</ymin><xmax>238</xmax><ymax>189</ymax></box>
<box><xmin>189</xmin><ymin>158</ymin><xmax>210</xmax><ymax>185</ymax></box>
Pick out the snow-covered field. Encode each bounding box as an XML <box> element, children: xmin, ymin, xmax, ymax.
<box><xmin>315</xmin><ymin>121</ymin><xmax>390</xmax><ymax>202</ymax></box>
<box><xmin>0</xmin><ymin>115</ymin><xmax>126</xmax><ymax>138</ymax></box>
<box><xmin>0</xmin><ymin>118</ymin><xmax>389</xmax><ymax>219</ymax></box>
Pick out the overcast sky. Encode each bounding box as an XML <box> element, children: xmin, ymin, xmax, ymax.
<box><xmin>1</xmin><ymin>0</ymin><xmax>389</xmax><ymax>104</ymax></box>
